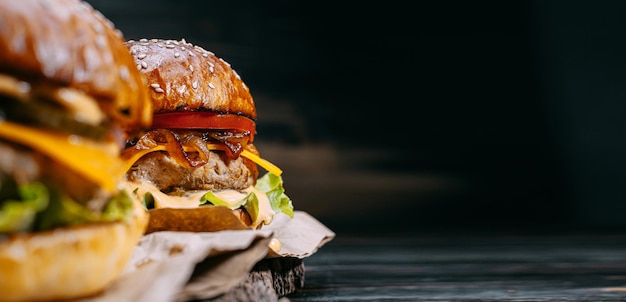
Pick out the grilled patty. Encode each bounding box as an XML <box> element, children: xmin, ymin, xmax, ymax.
<box><xmin>125</xmin><ymin>150</ymin><xmax>256</xmax><ymax>193</ymax></box>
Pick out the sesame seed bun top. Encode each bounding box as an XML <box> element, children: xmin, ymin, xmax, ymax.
<box><xmin>0</xmin><ymin>0</ymin><xmax>153</xmax><ymax>133</ymax></box>
<box><xmin>125</xmin><ymin>38</ymin><xmax>257</xmax><ymax>120</ymax></box>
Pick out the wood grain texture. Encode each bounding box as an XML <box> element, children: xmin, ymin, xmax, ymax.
<box><xmin>193</xmin><ymin>257</ymin><xmax>304</xmax><ymax>302</ymax></box>
<box><xmin>286</xmin><ymin>234</ymin><xmax>626</xmax><ymax>301</ymax></box>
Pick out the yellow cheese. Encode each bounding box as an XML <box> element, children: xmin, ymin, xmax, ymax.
<box><xmin>240</xmin><ymin>148</ymin><xmax>283</xmax><ymax>176</ymax></box>
<box><xmin>123</xmin><ymin>143</ymin><xmax>282</xmax><ymax>176</ymax></box>
<box><xmin>0</xmin><ymin>121</ymin><xmax>124</xmax><ymax>192</ymax></box>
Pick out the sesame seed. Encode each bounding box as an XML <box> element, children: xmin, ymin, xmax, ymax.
<box><xmin>151</xmin><ymin>39</ymin><xmax>158</xmax><ymax>43</ymax></box>
<box><xmin>92</xmin><ymin>22</ymin><xmax>104</xmax><ymax>33</ymax></box>
<box><xmin>202</xmin><ymin>53</ymin><xmax>209</xmax><ymax>58</ymax></box>
<box><xmin>174</xmin><ymin>52</ymin><xmax>180</xmax><ymax>58</ymax></box>
<box><xmin>150</xmin><ymin>83</ymin><xmax>161</xmax><ymax>88</ymax></box>
<box><xmin>105</xmin><ymin>19</ymin><xmax>114</xmax><ymax>29</ymax></box>
<box><xmin>137</xmin><ymin>53</ymin><xmax>147</xmax><ymax>60</ymax></box>
<box><xmin>119</xmin><ymin>66</ymin><xmax>129</xmax><ymax>81</ymax></box>
<box><xmin>181</xmin><ymin>38</ymin><xmax>187</xmax><ymax>44</ymax></box>
<box><xmin>154</xmin><ymin>87</ymin><xmax>164</xmax><ymax>93</ymax></box>
<box><xmin>181</xmin><ymin>47</ymin><xmax>186</xmax><ymax>51</ymax></box>
<box><xmin>78</xmin><ymin>0</ymin><xmax>90</xmax><ymax>10</ymax></box>
<box><xmin>136</xmin><ymin>64</ymin><xmax>142</xmax><ymax>70</ymax></box>
<box><xmin>139</xmin><ymin>38</ymin><xmax>148</xmax><ymax>42</ymax></box>
<box><xmin>189</xmin><ymin>65</ymin><xmax>194</xmax><ymax>72</ymax></box>
<box><xmin>219</xmin><ymin>58</ymin><xmax>231</xmax><ymax>67</ymax></box>
<box><xmin>209</xmin><ymin>66</ymin><xmax>214</xmax><ymax>73</ymax></box>
<box><xmin>188</xmin><ymin>51</ymin><xmax>194</xmax><ymax>57</ymax></box>
<box><xmin>141</xmin><ymin>61</ymin><xmax>147</xmax><ymax>68</ymax></box>
<box><xmin>166</xmin><ymin>44</ymin><xmax>175</xmax><ymax>49</ymax></box>
<box><xmin>208</xmin><ymin>83</ymin><xmax>215</xmax><ymax>89</ymax></box>
<box><xmin>192</xmin><ymin>81</ymin><xmax>198</xmax><ymax>89</ymax></box>
<box><xmin>95</xmin><ymin>35</ymin><xmax>106</xmax><ymax>47</ymax></box>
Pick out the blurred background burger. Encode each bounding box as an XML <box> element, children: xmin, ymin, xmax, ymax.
<box><xmin>0</xmin><ymin>0</ymin><xmax>152</xmax><ymax>300</ymax></box>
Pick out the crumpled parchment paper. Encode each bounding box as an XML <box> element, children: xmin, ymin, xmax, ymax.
<box><xmin>77</xmin><ymin>211</ymin><xmax>335</xmax><ymax>302</ymax></box>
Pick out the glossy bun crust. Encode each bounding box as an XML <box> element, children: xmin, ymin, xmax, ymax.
<box><xmin>126</xmin><ymin>39</ymin><xmax>256</xmax><ymax>120</ymax></box>
<box><xmin>0</xmin><ymin>0</ymin><xmax>152</xmax><ymax>132</ymax></box>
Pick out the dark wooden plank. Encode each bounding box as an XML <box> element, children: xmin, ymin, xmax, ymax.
<box><xmin>287</xmin><ymin>234</ymin><xmax>626</xmax><ymax>301</ymax></box>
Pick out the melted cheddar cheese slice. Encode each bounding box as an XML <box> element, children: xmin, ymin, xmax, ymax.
<box><xmin>122</xmin><ymin>144</ymin><xmax>282</xmax><ymax>177</ymax></box>
<box><xmin>0</xmin><ymin>121</ymin><xmax>124</xmax><ymax>192</ymax></box>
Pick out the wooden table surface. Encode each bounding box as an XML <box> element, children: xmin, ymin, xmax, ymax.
<box><xmin>286</xmin><ymin>232</ymin><xmax>626</xmax><ymax>301</ymax></box>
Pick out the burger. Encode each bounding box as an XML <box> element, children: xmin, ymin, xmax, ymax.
<box><xmin>0</xmin><ymin>0</ymin><xmax>153</xmax><ymax>300</ymax></box>
<box><xmin>122</xmin><ymin>38</ymin><xmax>293</xmax><ymax>233</ymax></box>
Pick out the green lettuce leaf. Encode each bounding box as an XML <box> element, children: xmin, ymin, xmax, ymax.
<box><xmin>200</xmin><ymin>190</ymin><xmax>260</xmax><ymax>223</ymax></box>
<box><xmin>0</xmin><ymin>180</ymin><xmax>134</xmax><ymax>233</ymax></box>
<box><xmin>199</xmin><ymin>172</ymin><xmax>294</xmax><ymax>223</ymax></box>
<box><xmin>256</xmin><ymin>172</ymin><xmax>294</xmax><ymax>218</ymax></box>
<box><xmin>36</xmin><ymin>189</ymin><xmax>133</xmax><ymax>231</ymax></box>
<box><xmin>0</xmin><ymin>182</ymin><xmax>49</xmax><ymax>233</ymax></box>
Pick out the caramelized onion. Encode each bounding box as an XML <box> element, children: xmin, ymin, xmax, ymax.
<box><xmin>179</xmin><ymin>134</ymin><xmax>210</xmax><ymax>166</ymax></box>
<box><xmin>206</xmin><ymin>131</ymin><xmax>249</xmax><ymax>158</ymax></box>
<box><xmin>123</xmin><ymin>129</ymin><xmax>199</xmax><ymax>168</ymax></box>
<box><xmin>123</xmin><ymin>129</ymin><xmax>249</xmax><ymax>168</ymax></box>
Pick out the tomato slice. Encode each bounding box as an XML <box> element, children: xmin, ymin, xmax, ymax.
<box><xmin>152</xmin><ymin>111</ymin><xmax>256</xmax><ymax>138</ymax></box>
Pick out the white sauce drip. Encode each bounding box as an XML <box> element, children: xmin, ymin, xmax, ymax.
<box><xmin>123</xmin><ymin>180</ymin><xmax>275</xmax><ymax>228</ymax></box>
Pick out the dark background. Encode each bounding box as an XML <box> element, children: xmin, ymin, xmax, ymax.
<box><xmin>86</xmin><ymin>0</ymin><xmax>626</xmax><ymax>236</ymax></box>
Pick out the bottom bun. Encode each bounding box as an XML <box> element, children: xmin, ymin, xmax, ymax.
<box><xmin>145</xmin><ymin>206</ymin><xmax>251</xmax><ymax>234</ymax></box>
<box><xmin>0</xmin><ymin>202</ymin><xmax>148</xmax><ymax>302</ymax></box>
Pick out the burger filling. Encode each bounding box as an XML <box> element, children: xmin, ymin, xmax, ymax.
<box><xmin>0</xmin><ymin>74</ymin><xmax>112</xmax><ymax>141</ymax></box>
<box><xmin>123</xmin><ymin>127</ymin><xmax>293</xmax><ymax>229</ymax></box>
<box><xmin>0</xmin><ymin>74</ymin><xmax>135</xmax><ymax>234</ymax></box>
<box><xmin>0</xmin><ymin>141</ymin><xmax>134</xmax><ymax>235</ymax></box>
